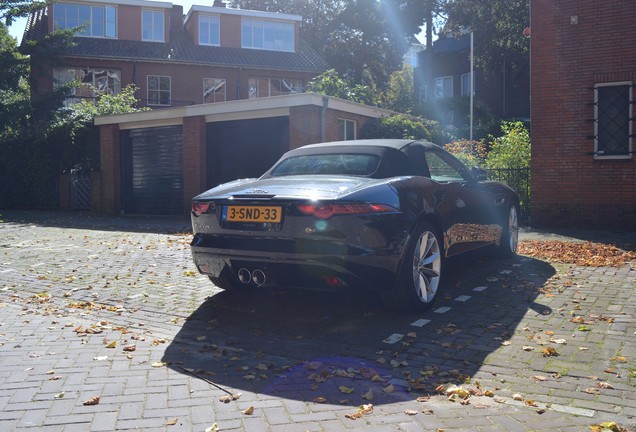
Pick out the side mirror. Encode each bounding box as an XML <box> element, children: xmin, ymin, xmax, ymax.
<box><xmin>471</xmin><ymin>167</ymin><xmax>488</xmax><ymax>182</ymax></box>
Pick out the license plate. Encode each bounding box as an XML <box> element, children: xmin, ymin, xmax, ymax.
<box><xmin>223</xmin><ymin>205</ymin><xmax>282</xmax><ymax>223</ymax></box>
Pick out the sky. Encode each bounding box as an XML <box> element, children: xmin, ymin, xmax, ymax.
<box><xmin>8</xmin><ymin>0</ymin><xmax>425</xmax><ymax>44</ymax></box>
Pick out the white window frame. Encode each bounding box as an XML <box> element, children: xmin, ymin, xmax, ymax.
<box><xmin>147</xmin><ymin>75</ymin><xmax>171</xmax><ymax>106</ymax></box>
<box><xmin>338</xmin><ymin>119</ymin><xmax>356</xmax><ymax>141</ymax></box>
<box><xmin>248</xmin><ymin>77</ymin><xmax>302</xmax><ymax>98</ymax></box>
<box><xmin>434</xmin><ymin>76</ymin><xmax>453</xmax><ymax>99</ymax></box>
<box><xmin>203</xmin><ymin>78</ymin><xmax>226</xmax><ymax>103</ymax></box>
<box><xmin>53</xmin><ymin>2</ymin><xmax>117</xmax><ymax>38</ymax></box>
<box><xmin>461</xmin><ymin>72</ymin><xmax>475</xmax><ymax>97</ymax></box>
<box><xmin>198</xmin><ymin>14</ymin><xmax>220</xmax><ymax>46</ymax></box>
<box><xmin>142</xmin><ymin>9</ymin><xmax>164</xmax><ymax>42</ymax></box>
<box><xmin>594</xmin><ymin>81</ymin><xmax>633</xmax><ymax>160</ymax></box>
<box><xmin>241</xmin><ymin>18</ymin><xmax>294</xmax><ymax>52</ymax></box>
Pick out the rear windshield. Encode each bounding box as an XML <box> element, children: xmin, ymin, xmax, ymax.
<box><xmin>269</xmin><ymin>154</ymin><xmax>381</xmax><ymax>177</ymax></box>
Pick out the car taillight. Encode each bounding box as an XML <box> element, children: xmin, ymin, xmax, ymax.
<box><xmin>296</xmin><ymin>203</ymin><xmax>396</xmax><ymax>220</ymax></box>
<box><xmin>192</xmin><ymin>202</ymin><xmax>212</xmax><ymax>216</ymax></box>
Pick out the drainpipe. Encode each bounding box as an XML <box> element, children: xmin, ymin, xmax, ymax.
<box><xmin>321</xmin><ymin>96</ymin><xmax>329</xmax><ymax>142</ymax></box>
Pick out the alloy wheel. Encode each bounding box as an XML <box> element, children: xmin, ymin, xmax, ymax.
<box><xmin>412</xmin><ymin>230</ymin><xmax>442</xmax><ymax>303</ymax></box>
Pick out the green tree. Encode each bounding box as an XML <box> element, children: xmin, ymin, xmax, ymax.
<box><xmin>1</xmin><ymin>0</ymin><xmax>51</xmax><ymax>26</ymax></box>
<box><xmin>379</xmin><ymin>66</ymin><xmax>414</xmax><ymax>113</ymax></box>
<box><xmin>485</xmin><ymin>121</ymin><xmax>530</xmax><ymax>169</ymax></box>
<box><xmin>306</xmin><ymin>69</ymin><xmax>378</xmax><ymax>105</ymax></box>
<box><xmin>442</xmin><ymin>0</ymin><xmax>529</xmax><ymax>76</ymax></box>
<box><xmin>49</xmin><ymin>85</ymin><xmax>148</xmax><ymax>173</ymax></box>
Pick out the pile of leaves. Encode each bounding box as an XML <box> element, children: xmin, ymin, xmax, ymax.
<box><xmin>518</xmin><ymin>241</ymin><xmax>636</xmax><ymax>267</ymax></box>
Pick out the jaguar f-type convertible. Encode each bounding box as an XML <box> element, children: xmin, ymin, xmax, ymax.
<box><xmin>190</xmin><ymin>139</ymin><xmax>519</xmax><ymax>312</ymax></box>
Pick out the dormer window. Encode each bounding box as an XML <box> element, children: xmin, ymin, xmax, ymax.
<box><xmin>199</xmin><ymin>15</ymin><xmax>220</xmax><ymax>46</ymax></box>
<box><xmin>241</xmin><ymin>18</ymin><xmax>294</xmax><ymax>52</ymax></box>
<box><xmin>53</xmin><ymin>2</ymin><xmax>117</xmax><ymax>38</ymax></box>
<box><xmin>142</xmin><ymin>10</ymin><xmax>164</xmax><ymax>42</ymax></box>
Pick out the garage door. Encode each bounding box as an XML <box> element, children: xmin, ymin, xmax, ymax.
<box><xmin>121</xmin><ymin>125</ymin><xmax>183</xmax><ymax>215</ymax></box>
<box><xmin>206</xmin><ymin>117</ymin><xmax>289</xmax><ymax>188</ymax></box>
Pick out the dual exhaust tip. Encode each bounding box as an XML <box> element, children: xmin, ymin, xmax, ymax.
<box><xmin>238</xmin><ymin>268</ymin><xmax>266</xmax><ymax>286</ymax></box>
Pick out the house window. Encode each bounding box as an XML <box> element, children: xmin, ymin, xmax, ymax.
<box><xmin>594</xmin><ymin>82</ymin><xmax>632</xmax><ymax>158</ymax></box>
<box><xmin>338</xmin><ymin>119</ymin><xmax>356</xmax><ymax>141</ymax></box>
<box><xmin>147</xmin><ymin>75</ymin><xmax>171</xmax><ymax>106</ymax></box>
<box><xmin>248</xmin><ymin>78</ymin><xmax>302</xmax><ymax>98</ymax></box>
<box><xmin>142</xmin><ymin>10</ymin><xmax>164</xmax><ymax>42</ymax></box>
<box><xmin>203</xmin><ymin>78</ymin><xmax>226</xmax><ymax>103</ymax></box>
<box><xmin>461</xmin><ymin>72</ymin><xmax>475</xmax><ymax>96</ymax></box>
<box><xmin>433</xmin><ymin>76</ymin><xmax>453</xmax><ymax>99</ymax></box>
<box><xmin>53</xmin><ymin>68</ymin><xmax>121</xmax><ymax>105</ymax></box>
<box><xmin>241</xmin><ymin>18</ymin><xmax>294</xmax><ymax>52</ymax></box>
<box><xmin>402</xmin><ymin>46</ymin><xmax>420</xmax><ymax>68</ymax></box>
<box><xmin>199</xmin><ymin>15</ymin><xmax>220</xmax><ymax>46</ymax></box>
<box><xmin>53</xmin><ymin>2</ymin><xmax>117</xmax><ymax>38</ymax></box>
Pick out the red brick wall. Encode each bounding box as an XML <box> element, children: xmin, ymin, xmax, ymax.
<box><xmin>531</xmin><ymin>0</ymin><xmax>636</xmax><ymax>230</ymax></box>
<box><xmin>182</xmin><ymin>116</ymin><xmax>207</xmax><ymax>213</ymax></box>
<box><xmin>288</xmin><ymin>104</ymin><xmax>376</xmax><ymax>148</ymax></box>
<box><xmin>99</xmin><ymin>124</ymin><xmax>121</xmax><ymax>215</ymax></box>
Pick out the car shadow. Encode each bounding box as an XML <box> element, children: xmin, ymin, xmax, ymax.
<box><xmin>162</xmin><ymin>251</ymin><xmax>555</xmax><ymax>406</ymax></box>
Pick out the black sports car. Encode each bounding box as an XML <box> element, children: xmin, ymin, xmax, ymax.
<box><xmin>190</xmin><ymin>139</ymin><xmax>519</xmax><ymax>312</ymax></box>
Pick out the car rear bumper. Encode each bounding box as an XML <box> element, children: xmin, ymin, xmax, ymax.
<box><xmin>191</xmin><ymin>233</ymin><xmax>401</xmax><ymax>290</ymax></box>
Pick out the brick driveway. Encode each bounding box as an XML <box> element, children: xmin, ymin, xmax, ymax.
<box><xmin>1</xmin><ymin>210</ymin><xmax>634</xmax><ymax>431</ymax></box>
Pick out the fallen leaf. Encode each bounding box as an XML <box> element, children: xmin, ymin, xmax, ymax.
<box><xmin>512</xmin><ymin>394</ymin><xmax>524</xmax><ymax>401</ymax></box>
<box><xmin>383</xmin><ymin>384</ymin><xmax>395</xmax><ymax>394</ymax></box>
<box><xmin>166</xmin><ymin>418</ymin><xmax>178</xmax><ymax>426</ymax></box>
<box><xmin>105</xmin><ymin>341</ymin><xmax>117</xmax><ymax>349</ymax></box>
<box><xmin>541</xmin><ymin>346</ymin><xmax>559</xmax><ymax>357</ymax></box>
<box><xmin>83</xmin><ymin>396</ymin><xmax>100</xmax><ymax>406</ymax></box>
<box><xmin>313</xmin><ymin>396</ymin><xmax>327</xmax><ymax>403</ymax></box>
<box><xmin>404</xmin><ymin>409</ymin><xmax>418</xmax><ymax>415</ymax></box>
<box><xmin>522</xmin><ymin>346</ymin><xmax>534</xmax><ymax>351</ymax></box>
<box><xmin>151</xmin><ymin>361</ymin><xmax>167</xmax><ymax>368</ymax></box>
<box><xmin>531</xmin><ymin>375</ymin><xmax>548</xmax><ymax>382</ymax></box>
<box><xmin>123</xmin><ymin>344</ymin><xmax>136</xmax><ymax>352</ymax></box>
<box><xmin>598</xmin><ymin>382</ymin><xmax>615</xmax><ymax>389</ymax></box>
<box><xmin>339</xmin><ymin>386</ymin><xmax>355</xmax><ymax>394</ymax></box>
<box><xmin>584</xmin><ymin>388</ymin><xmax>601</xmax><ymax>395</ymax></box>
<box><xmin>359</xmin><ymin>404</ymin><xmax>374</xmax><ymax>414</ymax></box>
<box><xmin>219</xmin><ymin>393</ymin><xmax>241</xmax><ymax>403</ymax></box>
<box><xmin>242</xmin><ymin>406</ymin><xmax>254</xmax><ymax>415</ymax></box>
<box><xmin>205</xmin><ymin>424</ymin><xmax>219</xmax><ymax>432</ymax></box>
<box><xmin>54</xmin><ymin>392</ymin><xmax>65</xmax><ymax>399</ymax></box>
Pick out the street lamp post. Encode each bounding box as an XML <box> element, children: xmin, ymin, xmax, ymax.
<box><xmin>470</xmin><ymin>30</ymin><xmax>474</xmax><ymax>141</ymax></box>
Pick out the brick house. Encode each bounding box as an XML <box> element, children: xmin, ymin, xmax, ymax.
<box><xmin>414</xmin><ymin>34</ymin><xmax>530</xmax><ymax>137</ymax></box>
<box><xmin>24</xmin><ymin>0</ymin><xmax>328</xmax><ymax>106</ymax></box>
<box><xmin>530</xmin><ymin>0</ymin><xmax>635</xmax><ymax>229</ymax></box>
<box><xmin>24</xmin><ymin>0</ymin><xmax>397</xmax><ymax>215</ymax></box>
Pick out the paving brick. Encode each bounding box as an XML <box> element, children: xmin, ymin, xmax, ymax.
<box><xmin>3</xmin><ymin>212</ymin><xmax>636</xmax><ymax>431</ymax></box>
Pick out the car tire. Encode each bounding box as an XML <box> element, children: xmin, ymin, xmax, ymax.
<box><xmin>493</xmin><ymin>204</ymin><xmax>519</xmax><ymax>258</ymax></box>
<box><xmin>381</xmin><ymin>222</ymin><xmax>443</xmax><ymax>312</ymax></box>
